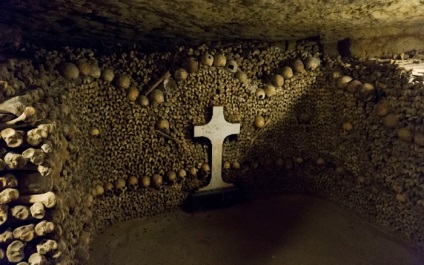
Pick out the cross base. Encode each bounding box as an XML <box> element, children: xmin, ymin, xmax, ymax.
<box><xmin>182</xmin><ymin>186</ymin><xmax>243</xmax><ymax>212</ymax></box>
<box><xmin>199</xmin><ymin>178</ymin><xmax>233</xmax><ymax>192</ymax></box>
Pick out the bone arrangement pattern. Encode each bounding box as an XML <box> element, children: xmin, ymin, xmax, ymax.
<box><xmin>0</xmin><ymin>40</ymin><xmax>423</xmax><ymax>264</ymax></box>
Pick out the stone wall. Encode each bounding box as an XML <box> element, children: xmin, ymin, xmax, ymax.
<box><xmin>2</xmin><ymin>0</ymin><xmax>424</xmax><ymax>53</ymax></box>
<box><xmin>0</xmin><ymin>39</ymin><xmax>423</xmax><ymax>264</ymax></box>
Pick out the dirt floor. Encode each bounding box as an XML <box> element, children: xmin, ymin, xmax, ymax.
<box><xmin>88</xmin><ymin>194</ymin><xmax>424</xmax><ymax>265</ymax></box>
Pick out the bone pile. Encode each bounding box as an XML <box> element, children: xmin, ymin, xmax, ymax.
<box><xmin>0</xmin><ymin>56</ymin><xmax>91</xmax><ymax>264</ymax></box>
<box><xmin>0</xmin><ymin>39</ymin><xmax>423</xmax><ymax>263</ymax></box>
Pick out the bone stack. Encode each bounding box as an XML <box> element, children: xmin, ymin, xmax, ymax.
<box><xmin>0</xmin><ymin>84</ymin><xmax>67</xmax><ymax>263</ymax></box>
<box><xmin>0</xmin><ymin>53</ymin><xmax>97</xmax><ymax>263</ymax></box>
<box><xmin>1</xmin><ymin>40</ymin><xmax>424</xmax><ymax>263</ymax></box>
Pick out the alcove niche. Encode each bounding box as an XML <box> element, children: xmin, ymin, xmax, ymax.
<box><xmin>1</xmin><ymin>1</ymin><xmax>424</xmax><ymax>264</ymax></box>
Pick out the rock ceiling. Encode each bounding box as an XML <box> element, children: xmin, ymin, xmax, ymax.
<box><xmin>0</xmin><ymin>0</ymin><xmax>424</xmax><ymax>52</ymax></box>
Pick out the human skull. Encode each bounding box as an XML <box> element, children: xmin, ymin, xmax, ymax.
<box><xmin>213</xmin><ymin>53</ymin><xmax>226</xmax><ymax>67</ymax></box>
<box><xmin>255</xmin><ymin>89</ymin><xmax>266</xmax><ymax>99</ymax></box>
<box><xmin>89</xmin><ymin>64</ymin><xmax>101</xmax><ymax>79</ymax></box>
<box><xmin>232</xmin><ymin>161</ymin><xmax>241</xmax><ymax>170</ymax></box>
<box><xmin>156</xmin><ymin>119</ymin><xmax>170</xmax><ymax>132</ymax></box>
<box><xmin>140</xmin><ymin>176</ymin><xmax>151</xmax><ymax>188</ymax></box>
<box><xmin>126</xmin><ymin>176</ymin><xmax>138</xmax><ymax>191</ymax></box>
<box><xmin>336</xmin><ymin>76</ymin><xmax>353</xmax><ymax>89</ymax></box>
<box><xmin>174</xmin><ymin>68</ymin><xmax>188</xmax><ymax>81</ymax></box>
<box><xmin>151</xmin><ymin>174</ymin><xmax>163</xmax><ymax>189</ymax></box>
<box><xmin>304</xmin><ymin>56</ymin><xmax>320</xmax><ymax>71</ymax></box>
<box><xmin>114</xmin><ymin>179</ymin><xmax>127</xmax><ymax>195</ymax></box>
<box><xmin>279</xmin><ymin>66</ymin><xmax>293</xmax><ymax>79</ymax></box>
<box><xmin>225</xmin><ymin>59</ymin><xmax>238</xmax><ymax>73</ymax></box>
<box><xmin>271</xmin><ymin>74</ymin><xmax>284</xmax><ymax>87</ymax></box>
<box><xmin>292</xmin><ymin>59</ymin><xmax>305</xmax><ymax>74</ymax></box>
<box><xmin>200</xmin><ymin>163</ymin><xmax>211</xmax><ymax>178</ymax></box>
<box><xmin>103</xmin><ymin>182</ymin><xmax>114</xmax><ymax>196</ymax></box>
<box><xmin>162</xmin><ymin>77</ymin><xmax>177</xmax><ymax>95</ymax></box>
<box><xmin>235</xmin><ymin>70</ymin><xmax>248</xmax><ymax>83</ymax></box>
<box><xmin>166</xmin><ymin>171</ymin><xmax>177</xmax><ymax>183</ymax></box>
<box><xmin>101</xmin><ymin>69</ymin><xmax>115</xmax><ymax>83</ymax></box>
<box><xmin>91</xmin><ymin>185</ymin><xmax>104</xmax><ymax>197</ymax></box>
<box><xmin>342</xmin><ymin>121</ymin><xmax>353</xmax><ymax>134</ymax></box>
<box><xmin>188</xmin><ymin>166</ymin><xmax>198</xmax><ymax>177</ymax></box>
<box><xmin>356</xmin><ymin>176</ymin><xmax>366</xmax><ymax>187</ymax></box>
<box><xmin>177</xmin><ymin>169</ymin><xmax>187</xmax><ymax>179</ymax></box>
<box><xmin>264</xmin><ymin>84</ymin><xmax>276</xmax><ymax>98</ymax></box>
<box><xmin>358</xmin><ymin>83</ymin><xmax>375</xmax><ymax>102</ymax></box>
<box><xmin>182</xmin><ymin>57</ymin><xmax>199</xmax><ymax>73</ymax></box>
<box><xmin>200</xmin><ymin>53</ymin><xmax>214</xmax><ymax>66</ymax></box>
<box><xmin>223</xmin><ymin>161</ymin><xmax>231</xmax><ymax>171</ymax></box>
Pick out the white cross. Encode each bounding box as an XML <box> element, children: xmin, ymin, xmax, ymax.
<box><xmin>194</xmin><ymin>106</ymin><xmax>240</xmax><ymax>191</ymax></box>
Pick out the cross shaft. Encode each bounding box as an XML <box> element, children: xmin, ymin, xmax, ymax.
<box><xmin>194</xmin><ymin>106</ymin><xmax>240</xmax><ymax>191</ymax></box>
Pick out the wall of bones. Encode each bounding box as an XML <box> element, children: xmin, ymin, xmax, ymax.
<box><xmin>0</xmin><ymin>39</ymin><xmax>423</xmax><ymax>264</ymax></box>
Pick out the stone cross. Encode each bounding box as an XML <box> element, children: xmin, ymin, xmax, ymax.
<box><xmin>194</xmin><ymin>106</ymin><xmax>240</xmax><ymax>191</ymax></box>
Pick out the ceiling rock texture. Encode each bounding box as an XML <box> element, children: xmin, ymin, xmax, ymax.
<box><xmin>1</xmin><ymin>0</ymin><xmax>424</xmax><ymax>56</ymax></box>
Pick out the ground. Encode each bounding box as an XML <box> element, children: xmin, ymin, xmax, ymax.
<box><xmin>88</xmin><ymin>194</ymin><xmax>424</xmax><ymax>265</ymax></box>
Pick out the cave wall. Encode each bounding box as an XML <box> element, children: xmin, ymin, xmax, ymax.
<box><xmin>2</xmin><ymin>0</ymin><xmax>424</xmax><ymax>57</ymax></box>
<box><xmin>0</xmin><ymin>38</ymin><xmax>423</xmax><ymax>264</ymax></box>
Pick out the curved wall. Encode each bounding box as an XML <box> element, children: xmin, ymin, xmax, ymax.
<box><xmin>0</xmin><ymin>39</ymin><xmax>423</xmax><ymax>263</ymax></box>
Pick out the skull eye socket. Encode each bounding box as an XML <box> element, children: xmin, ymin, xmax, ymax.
<box><xmin>226</xmin><ymin>60</ymin><xmax>238</xmax><ymax>73</ymax></box>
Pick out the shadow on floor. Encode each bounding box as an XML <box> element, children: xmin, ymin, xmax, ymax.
<box><xmin>87</xmin><ymin>194</ymin><xmax>424</xmax><ymax>265</ymax></box>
